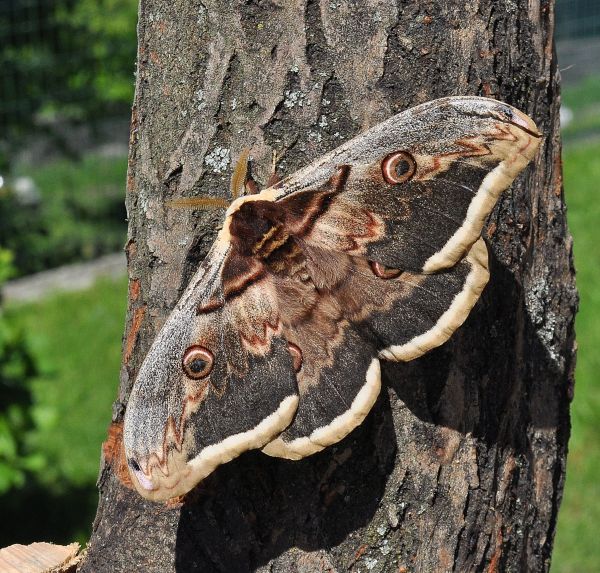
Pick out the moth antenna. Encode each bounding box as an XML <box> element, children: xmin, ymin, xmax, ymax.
<box><xmin>271</xmin><ymin>149</ymin><xmax>277</xmax><ymax>173</ymax></box>
<box><xmin>166</xmin><ymin>197</ymin><xmax>230</xmax><ymax>210</ymax></box>
<box><xmin>266</xmin><ymin>147</ymin><xmax>289</xmax><ymax>189</ymax></box>
<box><xmin>167</xmin><ymin>148</ymin><xmax>251</xmax><ymax>209</ymax></box>
<box><xmin>230</xmin><ymin>148</ymin><xmax>251</xmax><ymax>200</ymax></box>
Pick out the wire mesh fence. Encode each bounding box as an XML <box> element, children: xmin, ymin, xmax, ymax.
<box><xmin>1</xmin><ymin>0</ymin><xmax>85</xmax><ymax>131</ymax></box>
<box><xmin>0</xmin><ymin>0</ymin><xmax>137</xmax><ymax>136</ymax></box>
<box><xmin>556</xmin><ymin>0</ymin><xmax>600</xmax><ymax>40</ymax></box>
<box><xmin>0</xmin><ymin>0</ymin><xmax>597</xmax><ymax>138</ymax></box>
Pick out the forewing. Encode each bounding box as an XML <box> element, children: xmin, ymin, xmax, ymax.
<box><xmin>271</xmin><ymin>96</ymin><xmax>540</xmax><ymax>272</ymax></box>
<box><xmin>123</xmin><ymin>245</ymin><xmax>299</xmax><ymax>501</ymax></box>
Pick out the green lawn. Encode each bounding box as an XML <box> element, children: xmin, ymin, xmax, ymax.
<box><xmin>551</xmin><ymin>141</ymin><xmax>600</xmax><ymax>573</ymax></box>
<box><xmin>2</xmin><ymin>153</ymin><xmax>128</xmax><ymax>277</ymax></box>
<box><xmin>2</xmin><ymin>276</ymin><xmax>127</xmax><ymax>543</ymax></box>
<box><xmin>561</xmin><ymin>75</ymin><xmax>600</xmax><ymax>143</ymax></box>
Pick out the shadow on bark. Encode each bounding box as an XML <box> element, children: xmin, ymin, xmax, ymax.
<box><xmin>175</xmin><ymin>392</ymin><xmax>396</xmax><ymax>572</ymax></box>
<box><xmin>391</xmin><ymin>249</ymin><xmax>569</xmax><ymax>450</ymax></box>
<box><xmin>172</xmin><ymin>248</ymin><xmax>567</xmax><ymax>573</ymax></box>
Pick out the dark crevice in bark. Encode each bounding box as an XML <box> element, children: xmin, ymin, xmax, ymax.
<box><xmin>305</xmin><ymin>0</ymin><xmax>328</xmax><ymax>71</ymax></box>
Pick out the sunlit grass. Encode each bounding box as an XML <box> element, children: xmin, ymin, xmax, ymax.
<box><xmin>561</xmin><ymin>74</ymin><xmax>600</xmax><ymax>142</ymax></box>
<box><xmin>551</xmin><ymin>141</ymin><xmax>600</xmax><ymax>573</ymax></box>
<box><xmin>562</xmin><ymin>75</ymin><xmax>600</xmax><ymax>113</ymax></box>
<box><xmin>5</xmin><ymin>276</ymin><xmax>127</xmax><ymax>488</ymax></box>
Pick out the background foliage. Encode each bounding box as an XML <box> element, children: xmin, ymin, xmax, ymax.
<box><xmin>0</xmin><ymin>154</ymin><xmax>127</xmax><ymax>278</ymax></box>
<box><xmin>1</xmin><ymin>277</ymin><xmax>126</xmax><ymax>543</ymax></box>
<box><xmin>0</xmin><ymin>0</ymin><xmax>137</xmax><ymax>135</ymax></box>
<box><xmin>0</xmin><ymin>250</ymin><xmax>43</xmax><ymax>494</ymax></box>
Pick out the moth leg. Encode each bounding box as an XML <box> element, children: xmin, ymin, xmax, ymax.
<box><xmin>264</xmin><ymin>149</ymin><xmax>282</xmax><ymax>189</ymax></box>
<box><xmin>235</xmin><ymin>150</ymin><xmax>261</xmax><ymax>195</ymax></box>
<box><xmin>244</xmin><ymin>174</ymin><xmax>260</xmax><ymax>195</ymax></box>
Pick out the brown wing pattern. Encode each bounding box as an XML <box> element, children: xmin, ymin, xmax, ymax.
<box><xmin>123</xmin><ymin>97</ymin><xmax>540</xmax><ymax>500</ymax></box>
<box><xmin>257</xmin><ymin>238</ymin><xmax>488</xmax><ymax>459</ymax></box>
<box><xmin>123</xmin><ymin>246</ymin><xmax>301</xmax><ymax>501</ymax></box>
<box><xmin>274</xmin><ymin>100</ymin><xmax>540</xmax><ymax>273</ymax></box>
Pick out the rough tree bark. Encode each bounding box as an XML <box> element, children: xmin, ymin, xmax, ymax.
<box><xmin>80</xmin><ymin>1</ymin><xmax>576</xmax><ymax>572</ymax></box>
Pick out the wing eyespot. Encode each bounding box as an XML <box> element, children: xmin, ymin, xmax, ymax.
<box><xmin>182</xmin><ymin>346</ymin><xmax>214</xmax><ymax>379</ymax></box>
<box><xmin>381</xmin><ymin>151</ymin><xmax>416</xmax><ymax>184</ymax></box>
<box><xmin>370</xmin><ymin>261</ymin><xmax>403</xmax><ymax>279</ymax></box>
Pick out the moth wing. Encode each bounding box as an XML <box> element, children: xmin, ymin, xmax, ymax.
<box><xmin>263</xmin><ymin>239</ymin><xmax>488</xmax><ymax>460</ymax></box>
<box><xmin>124</xmin><ymin>247</ymin><xmax>300</xmax><ymax>501</ymax></box>
<box><xmin>126</xmin><ymin>97</ymin><xmax>541</xmax><ymax>493</ymax></box>
<box><xmin>270</xmin><ymin>96</ymin><xmax>540</xmax><ymax>273</ymax></box>
<box><xmin>260</xmin><ymin>97</ymin><xmax>540</xmax><ymax>459</ymax></box>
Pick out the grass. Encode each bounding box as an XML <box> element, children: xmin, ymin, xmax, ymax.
<box><xmin>562</xmin><ymin>75</ymin><xmax>600</xmax><ymax>113</ymax></box>
<box><xmin>561</xmin><ymin>75</ymin><xmax>600</xmax><ymax>142</ymax></box>
<box><xmin>551</xmin><ymin>141</ymin><xmax>600</xmax><ymax>573</ymax></box>
<box><xmin>6</xmin><ymin>276</ymin><xmax>127</xmax><ymax>486</ymax></box>
<box><xmin>1</xmin><ymin>275</ymin><xmax>127</xmax><ymax>544</ymax></box>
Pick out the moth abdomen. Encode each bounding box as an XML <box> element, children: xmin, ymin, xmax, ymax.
<box><xmin>263</xmin><ymin>236</ymin><xmax>306</xmax><ymax>275</ymax></box>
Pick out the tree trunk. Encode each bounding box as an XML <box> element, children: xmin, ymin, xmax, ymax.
<box><xmin>80</xmin><ymin>1</ymin><xmax>576</xmax><ymax>571</ymax></box>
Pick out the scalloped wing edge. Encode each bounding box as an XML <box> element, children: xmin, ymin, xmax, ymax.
<box><xmin>262</xmin><ymin>359</ymin><xmax>381</xmax><ymax>460</ymax></box>
<box><xmin>131</xmin><ymin>394</ymin><xmax>299</xmax><ymax>501</ymax></box>
<box><xmin>422</xmin><ymin>127</ymin><xmax>539</xmax><ymax>272</ymax></box>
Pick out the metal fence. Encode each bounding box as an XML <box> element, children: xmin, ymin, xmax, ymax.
<box><xmin>556</xmin><ymin>0</ymin><xmax>600</xmax><ymax>40</ymax></box>
<box><xmin>0</xmin><ymin>0</ymin><xmax>136</xmax><ymax>136</ymax></box>
<box><xmin>0</xmin><ymin>0</ymin><xmax>597</xmax><ymax>136</ymax></box>
<box><xmin>1</xmin><ymin>0</ymin><xmax>83</xmax><ymax>131</ymax></box>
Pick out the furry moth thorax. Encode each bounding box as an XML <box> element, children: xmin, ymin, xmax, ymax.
<box><xmin>123</xmin><ymin>96</ymin><xmax>541</xmax><ymax>501</ymax></box>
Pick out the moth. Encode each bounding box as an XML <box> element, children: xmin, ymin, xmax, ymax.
<box><xmin>123</xmin><ymin>96</ymin><xmax>541</xmax><ymax>501</ymax></box>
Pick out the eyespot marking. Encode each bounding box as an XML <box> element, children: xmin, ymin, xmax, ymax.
<box><xmin>381</xmin><ymin>151</ymin><xmax>416</xmax><ymax>184</ymax></box>
<box><xmin>183</xmin><ymin>346</ymin><xmax>214</xmax><ymax>379</ymax></box>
